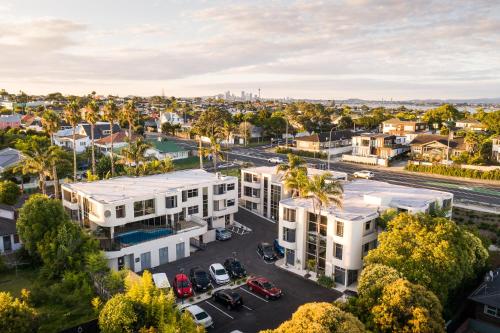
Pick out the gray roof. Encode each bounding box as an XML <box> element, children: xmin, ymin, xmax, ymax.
<box><xmin>469</xmin><ymin>269</ymin><xmax>500</xmax><ymax>308</ymax></box>
<box><xmin>80</xmin><ymin>123</ymin><xmax>121</xmax><ymax>139</ymax></box>
<box><xmin>0</xmin><ymin>148</ymin><xmax>23</xmax><ymax>170</ymax></box>
<box><xmin>0</xmin><ymin>114</ymin><xmax>21</xmax><ymax>123</ymax></box>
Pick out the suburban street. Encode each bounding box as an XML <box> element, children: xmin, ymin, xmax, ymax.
<box><xmin>169</xmin><ymin>137</ymin><xmax>500</xmax><ymax>207</ymax></box>
<box><xmin>151</xmin><ymin>209</ymin><xmax>341</xmax><ymax>333</ymax></box>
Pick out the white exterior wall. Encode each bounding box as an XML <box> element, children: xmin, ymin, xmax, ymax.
<box><xmin>0</xmin><ymin>234</ymin><xmax>22</xmax><ymax>253</ymax></box>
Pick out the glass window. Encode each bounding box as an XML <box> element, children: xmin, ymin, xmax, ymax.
<box><xmin>484</xmin><ymin>305</ymin><xmax>500</xmax><ymax>318</ymax></box>
<box><xmin>134</xmin><ymin>201</ymin><xmax>143</xmax><ymax>217</ymax></box>
<box><xmin>214</xmin><ymin>184</ymin><xmax>226</xmax><ymax>195</ymax></box>
<box><xmin>187</xmin><ymin>189</ymin><xmax>198</xmax><ymax>198</ymax></box>
<box><xmin>134</xmin><ymin>199</ymin><xmax>155</xmax><ymax>217</ymax></box>
<box><xmin>227</xmin><ymin>199</ymin><xmax>235</xmax><ymax>206</ymax></box>
<box><xmin>283</xmin><ymin>208</ymin><xmax>296</xmax><ymax>222</ymax></box>
<box><xmin>13</xmin><ymin>234</ymin><xmax>20</xmax><ymax>244</ymax></box>
<box><xmin>145</xmin><ymin>199</ymin><xmax>155</xmax><ymax>215</ymax></box>
<box><xmin>283</xmin><ymin>227</ymin><xmax>296</xmax><ymax>242</ymax></box>
<box><xmin>165</xmin><ymin>196</ymin><xmax>177</xmax><ymax>208</ymax></box>
<box><xmin>188</xmin><ymin>205</ymin><xmax>199</xmax><ymax>215</ymax></box>
<box><xmin>227</xmin><ymin>183</ymin><xmax>235</xmax><ymax>191</ymax></box>
<box><xmin>116</xmin><ymin>205</ymin><xmax>126</xmax><ymax>218</ymax></box>
<box><xmin>336</xmin><ymin>221</ymin><xmax>344</xmax><ymax>237</ymax></box>
<box><xmin>334</xmin><ymin>243</ymin><xmax>343</xmax><ymax>260</ymax></box>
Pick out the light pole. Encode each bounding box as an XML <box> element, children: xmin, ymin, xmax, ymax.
<box><xmin>327</xmin><ymin>126</ymin><xmax>335</xmax><ymax>170</ymax></box>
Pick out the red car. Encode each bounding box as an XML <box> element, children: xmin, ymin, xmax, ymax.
<box><xmin>173</xmin><ymin>273</ymin><xmax>194</xmax><ymax>298</ymax></box>
<box><xmin>246</xmin><ymin>277</ymin><xmax>282</xmax><ymax>299</ymax></box>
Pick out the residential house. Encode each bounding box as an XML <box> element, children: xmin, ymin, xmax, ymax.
<box><xmin>0</xmin><ymin>148</ymin><xmax>23</xmax><ymax>173</ymax></box>
<box><xmin>0</xmin><ymin>196</ymin><xmax>27</xmax><ymax>254</ymax></box>
<box><xmin>240</xmin><ymin>166</ymin><xmax>348</xmax><ymax>222</ymax></box>
<box><xmin>410</xmin><ymin>134</ymin><xmax>467</xmax><ymax>162</ymax></box>
<box><xmin>294</xmin><ymin>130</ymin><xmax>355</xmax><ymax>155</ymax></box>
<box><xmin>21</xmin><ymin>115</ymin><xmax>44</xmax><ymax>132</ymax></box>
<box><xmin>278</xmin><ymin>179</ymin><xmax>453</xmax><ymax>288</ymax></box>
<box><xmin>455</xmin><ymin>118</ymin><xmax>488</xmax><ymax>132</ymax></box>
<box><xmin>460</xmin><ymin>269</ymin><xmax>500</xmax><ymax>332</ymax></box>
<box><xmin>351</xmin><ymin>133</ymin><xmax>409</xmax><ymax>159</ymax></box>
<box><xmin>382</xmin><ymin>118</ymin><xmax>428</xmax><ymax>143</ymax></box>
<box><xmin>0</xmin><ymin>114</ymin><xmax>21</xmax><ymax>129</ymax></box>
<box><xmin>54</xmin><ymin>122</ymin><xmax>121</xmax><ymax>153</ymax></box>
<box><xmin>61</xmin><ymin>170</ymin><xmax>238</xmax><ymax>272</ymax></box>
<box><xmin>95</xmin><ymin>131</ymin><xmax>138</xmax><ymax>155</ymax></box>
<box><xmin>492</xmin><ymin>136</ymin><xmax>500</xmax><ymax>163</ymax></box>
<box><xmin>146</xmin><ymin>138</ymin><xmax>189</xmax><ymax>160</ymax></box>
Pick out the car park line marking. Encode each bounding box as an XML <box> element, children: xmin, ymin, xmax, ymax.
<box><xmin>239</xmin><ymin>287</ymin><xmax>269</xmax><ymax>303</ymax></box>
<box><xmin>242</xmin><ymin>305</ymin><xmax>253</xmax><ymax>311</ymax></box>
<box><xmin>204</xmin><ymin>301</ymin><xmax>234</xmax><ymax>319</ymax></box>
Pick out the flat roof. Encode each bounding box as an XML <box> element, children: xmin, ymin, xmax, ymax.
<box><xmin>281</xmin><ymin>179</ymin><xmax>452</xmax><ymax>221</ymax></box>
<box><xmin>62</xmin><ymin>169</ymin><xmax>237</xmax><ymax>204</ymax></box>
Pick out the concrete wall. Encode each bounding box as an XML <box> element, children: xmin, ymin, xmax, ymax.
<box><xmin>342</xmin><ymin>154</ymin><xmax>388</xmax><ymax>166</ymax></box>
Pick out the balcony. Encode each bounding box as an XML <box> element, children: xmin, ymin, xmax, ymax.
<box><xmin>95</xmin><ymin>216</ymin><xmax>206</xmax><ymax>251</ymax></box>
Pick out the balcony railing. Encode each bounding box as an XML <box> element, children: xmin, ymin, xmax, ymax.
<box><xmin>95</xmin><ymin>216</ymin><xmax>206</xmax><ymax>251</ymax></box>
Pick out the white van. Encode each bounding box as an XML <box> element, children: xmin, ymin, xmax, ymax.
<box><xmin>152</xmin><ymin>273</ymin><xmax>171</xmax><ymax>290</ymax></box>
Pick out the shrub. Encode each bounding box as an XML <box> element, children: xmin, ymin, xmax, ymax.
<box><xmin>406</xmin><ymin>163</ymin><xmax>500</xmax><ymax>180</ymax></box>
<box><xmin>317</xmin><ymin>275</ymin><xmax>335</xmax><ymax>289</ymax></box>
<box><xmin>0</xmin><ymin>180</ymin><xmax>20</xmax><ymax>205</ymax></box>
<box><xmin>276</xmin><ymin>147</ymin><xmax>327</xmax><ymax>159</ymax></box>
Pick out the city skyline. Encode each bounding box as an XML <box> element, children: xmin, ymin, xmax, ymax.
<box><xmin>0</xmin><ymin>0</ymin><xmax>499</xmax><ymax>100</ymax></box>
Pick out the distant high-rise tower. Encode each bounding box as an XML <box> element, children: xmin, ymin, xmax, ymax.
<box><xmin>241</xmin><ymin>91</ymin><xmax>245</xmax><ymax>100</ymax></box>
<box><xmin>225</xmin><ymin>91</ymin><xmax>231</xmax><ymax>100</ymax></box>
<box><xmin>258</xmin><ymin>88</ymin><xmax>261</xmax><ymax>99</ymax></box>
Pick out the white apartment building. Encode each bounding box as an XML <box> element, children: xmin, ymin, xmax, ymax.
<box><xmin>240</xmin><ymin>166</ymin><xmax>348</xmax><ymax>222</ymax></box>
<box><xmin>61</xmin><ymin>170</ymin><xmax>238</xmax><ymax>272</ymax></box>
<box><xmin>278</xmin><ymin>179</ymin><xmax>453</xmax><ymax>288</ymax></box>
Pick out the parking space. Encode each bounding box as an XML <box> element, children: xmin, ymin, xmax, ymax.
<box><xmin>151</xmin><ymin>209</ymin><xmax>341</xmax><ymax>332</ymax></box>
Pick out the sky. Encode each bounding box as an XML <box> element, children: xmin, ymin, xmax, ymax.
<box><xmin>0</xmin><ymin>0</ymin><xmax>499</xmax><ymax>100</ymax></box>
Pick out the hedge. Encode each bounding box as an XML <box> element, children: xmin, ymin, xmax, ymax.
<box><xmin>276</xmin><ymin>147</ymin><xmax>327</xmax><ymax>159</ymax></box>
<box><xmin>405</xmin><ymin>163</ymin><xmax>500</xmax><ymax>181</ymax></box>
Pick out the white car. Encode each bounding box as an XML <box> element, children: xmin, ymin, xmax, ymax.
<box><xmin>183</xmin><ymin>305</ymin><xmax>214</xmax><ymax>328</ymax></box>
<box><xmin>268</xmin><ymin>157</ymin><xmax>284</xmax><ymax>164</ymax></box>
<box><xmin>353</xmin><ymin>170</ymin><xmax>375</xmax><ymax>179</ymax></box>
<box><xmin>209</xmin><ymin>263</ymin><xmax>230</xmax><ymax>284</ymax></box>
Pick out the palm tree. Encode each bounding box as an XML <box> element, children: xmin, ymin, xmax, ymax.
<box><xmin>209</xmin><ymin>137</ymin><xmax>224</xmax><ymax>172</ymax></box>
<box><xmin>103</xmin><ymin>100</ymin><xmax>119</xmax><ymax>177</ymax></box>
<box><xmin>15</xmin><ymin>141</ymin><xmax>52</xmax><ymax>195</ymax></box>
<box><xmin>122</xmin><ymin>100</ymin><xmax>137</xmax><ymax>141</ymax></box>
<box><xmin>277</xmin><ymin>153</ymin><xmax>307</xmax><ymax>197</ymax></box>
<box><xmin>84</xmin><ymin>99</ymin><xmax>100</xmax><ymax>175</ymax></box>
<box><xmin>41</xmin><ymin>110</ymin><xmax>61</xmax><ymax>198</ymax></box>
<box><xmin>120</xmin><ymin>138</ymin><xmax>152</xmax><ymax>176</ymax></box>
<box><xmin>303</xmin><ymin>173</ymin><xmax>343</xmax><ymax>273</ymax></box>
<box><xmin>222</xmin><ymin>120</ymin><xmax>236</xmax><ymax>149</ymax></box>
<box><xmin>63</xmin><ymin>100</ymin><xmax>81</xmax><ymax>181</ymax></box>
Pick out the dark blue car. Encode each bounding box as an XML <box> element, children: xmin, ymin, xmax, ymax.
<box><xmin>273</xmin><ymin>239</ymin><xmax>285</xmax><ymax>257</ymax></box>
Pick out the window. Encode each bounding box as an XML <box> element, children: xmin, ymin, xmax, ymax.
<box><xmin>484</xmin><ymin>305</ymin><xmax>500</xmax><ymax>318</ymax></box>
<box><xmin>283</xmin><ymin>208</ymin><xmax>296</xmax><ymax>222</ymax></box>
<box><xmin>363</xmin><ymin>220</ymin><xmax>375</xmax><ymax>236</ymax></box>
<box><xmin>243</xmin><ymin>173</ymin><xmax>259</xmax><ymax>183</ymax></box>
<box><xmin>188</xmin><ymin>189</ymin><xmax>198</xmax><ymax>198</ymax></box>
<box><xmin>362</xmin><ymin>240</ymin><xmax>377</xmax><ymax>259</ymax></box>
<box><xmin>283</xmin><ymin>227</ymin><xmax>296</xmax><ymax>242</ymax></box>
<box><xmin>214</xmin><ymin>200</ymin><xmax>226</xmax><ymax>211</ymax></box>
<box><xmin>365</xmin><ymin>221</ymin><xmax>371</xmax><ymax>231</ymax></box>
<box><xmin>442</xmin><ymin>198</ymin><xmax>452</xmax><ymax>210</ymax></box>
<box><xmin>134</xmin><ymin>199</ymin><xmax>155</xmax><ymax>217</ymax></box>
<box><xmin>336</xmin><ymin>221</ymin><xmax>344</xmax><ymax>237</ymax></box>
<box><xmin>116</xmin><ymin>205</ymin><xmax>126</xmax><ymax>218</ymax></box>
<box><xmin>188</xmin><ymin>205</ymin><xmax>199</xmax><ymax>215</ymax></box>
<box><xmin>334</xmin><ymin>243</ymin><xmax>343</xmax><ymax>260</ymax></box>
<box><xmin>13</xmin><ymin>234</ymin><xmax>20</xmax><ymax>244</ymax></box>
<box><xmin>165</xmin><ymin>196</ymin><xmax>177</xmax><ymax>209</ymax></box>
<box><xmin>227</xmin><ymin>199</ymin><xmax>235</xmax><ymax>206</ymax></box>
<box><xmin>63</xmin><ymin>190</ymin><xmax>72</xmax><ymax>202</ymax></box>
<box><xmin>227</xmin><ymin>183</ymin><xmax>235</xmax><ymax>191</ymax></box>
<box><xmin>214</xmin><ymin>184</ymin><xmax>226</xmax><ymax>195</ymax></box>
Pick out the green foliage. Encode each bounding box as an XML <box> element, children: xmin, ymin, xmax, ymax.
<box><xmin>481</xmin><ymin>110</ymin><xmax>500</xmax><ymax>134</ymax></box>
<box><xmin>0</xmin><ymin>180</ymin><xmax>20</xmax><ymax>205</ymax></box>
<box><xmin>0</xmin><ymin>291</ymin><xmax>38</xmax><ymax>333</ymax></box>
<box><xmin>317</xmin><ymin>275</ymin><xmax>335</xmax><ymax>289</ymax></box>
<box><xmin>364</xmin><ymin>213</ymin><xmax>489</xmax><ymax>304</ymax></box>
<box><xmin>371</xmin><ymin>279</ymin><xmax>445</xmax><ymax>333</ymax></box>
<box><xmin>422</xmin><ymin>104</ymin><xmax>460</xmax><ymax>127</ymax></box>
<box><xmin>357</xmin><ymin>264</ymin><xmax>402</xmax><ymax>313</ymax></box>
<box><xmin>261</xmin><ymin>302</ymin><xmax>365</xmax><ymax>333</ymax></box>
<box><xmin>276</xmin><ymin>147</ymin><xmax>327</xmax><ymax>159</ymax></box>
<box><xmin>16</xmin><ymin>194</ymin><xmax>68</xmax><ymax>258</ymax></box>
<box><xmin>406</xmin><ymin>163</ymin><xmax>500</xmax><ymax>180</ymax></box>
<box><xmin>96</xmin><ymin>155</ymin><xmax>125</xmax><ymax>179</ymax></box>
<box><xmin>99</xmin><ymin>271</ymin><xmax>202</xmax><ymax>333</ymax></box>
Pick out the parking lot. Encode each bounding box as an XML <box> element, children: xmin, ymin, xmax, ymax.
<box><xmin>151</xmin><ymin>209</ymin><xmax>341</xmax><ymax>333</ymax></box>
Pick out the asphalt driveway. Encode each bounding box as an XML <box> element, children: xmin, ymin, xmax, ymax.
<box><xmin>150</xmin><ymin>209</ymin><xmax>341</xmax><ymax>333</ymax></box>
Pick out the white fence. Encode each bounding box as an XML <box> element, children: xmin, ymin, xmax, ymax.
<box><xmin>342</xmin><ymin>154</ymin><xmax>389</xmax><ymax>166</ymax></box>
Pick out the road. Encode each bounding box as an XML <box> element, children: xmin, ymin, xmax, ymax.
<box><xmin>169</xmin><ymin>137</ymin><xmax>500</xmax><ymax>207</ymax></box>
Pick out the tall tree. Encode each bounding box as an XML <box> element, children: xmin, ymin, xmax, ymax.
<box><xmin>122</xmin><ymin>100</ymin><xmax>137</xmax><ymax>142</ymax></box>
<box><xmin>63</xmin><ymin>100</ymin><xmax>82</xmax><ymax>181</ymax></box>
<box><xmin>277</xmin><ymin>153</ymin><xmax>307</xmax><ymax>197</ymax></box>
<box><xmin>103</xmin><ymin>100</ymin><xmax>119</xmax><ymax>177</ymax></box>
<box><xmin>120</xmin><ymin>138</ymin><xmax>152</xmax><ymax>176</ymax></box>
<box><xmin>304</xmin><ymin>173</ymin><xmax>343</xmax><ymax>273</ymax></box>
<box><xmin>84</xmin><ymin>99</ymin><xmax>100</xmax><ymax>175</ymax></box>
<box><xmin>41</xmin><ymin>110</ymin><xmax>62</xmax><ymax>198</ymax></box>
<box><xmin>15</xmin><ymin>138</ymin><xmax>52</xmax><ymax>195</ymax></box>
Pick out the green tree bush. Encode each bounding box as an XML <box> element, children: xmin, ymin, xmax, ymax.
<box><xmin>0</xmin><ymin>291</ymin><xmax>38</xmax><ymax>333</ymax></box>
<box><xmin>0</xmin><ymin>180</ymin><xmax>20</xmax><ymax>205</ymax></box>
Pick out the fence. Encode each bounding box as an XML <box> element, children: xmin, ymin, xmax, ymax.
<box><xmin>341</xmin><ymin>154</ymin><xmax>388</xmax><ymax>166</ymax></box>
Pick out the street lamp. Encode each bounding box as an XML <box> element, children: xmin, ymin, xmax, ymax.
<box><xmin>327</xmin><ymin>126</ymin><xmax>335</xmax><ymax>170</ymax></box>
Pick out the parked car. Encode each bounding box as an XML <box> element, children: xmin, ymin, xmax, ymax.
<box><xmin>209</xmin><ymin>263</ymin><xmax>230</xmax><ymax>284</ymax></box>
<box><xmin>172</xmin><ymin>273</ymin><xmax>193</xmax><ymax>298</ymax></box>
<box><xmin>223</xmin><ymin>258</ymin><xmax>247</xmax><ymax>279</ymax></box>
<box><xmin>257</xmin><ymin>242</ymin><xmax>277</xmax><ymax>261</ymax></box>
<box><xmin>215</xmin><ymin>228</ymin><xmax>232</xmax><ymax>241</ymax></box>
<box><xmin>273</xmin><ymin>239</ymin><xmax>285</xmax><ymax>257</ymax></box>
<box><xmin>268</xmin><ymin>157</ymin><xmax>284</xmax><ymax>164</ymax></box>
<box><xmin>247</xmin><ymin>277</ymin><xmax>282</xmax><ymax>300</ymax></box>
<box><xmin>189</xmin><ymin>266</ymin><xmax>212</xmax><ymax>292</ymax></box>
<box><xmin>182</xmin><ymin>305</ymin><xmax>214</xmax><ymax>328</ymax></box>
<box><xmin>212</xmin><ymin>289</ymin><xmax>243</xmax><ymax>310</ymax></box>
<box><xmin>353</xmin><ymin>170</ymin><xmax>374</xmax><ymax>179</ymax></box>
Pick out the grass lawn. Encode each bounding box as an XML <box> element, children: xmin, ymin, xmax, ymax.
<box><xmin>174</xmin><ymin>156</ymin><xmax>205</xmax><ymax>170</ymax></box>
<box><xmin>220</xmin><ymin>167</ymin><xmax>240</xmax><ymax>178</ymax></box>
<box><xmin>0</xmin><ymin>266</ymin><xmax>38</xmax><ymax>297</ymax></box>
